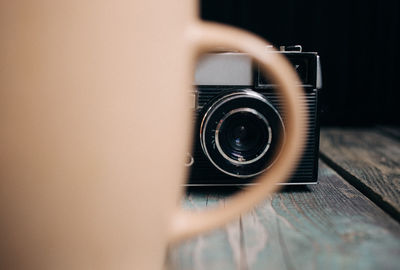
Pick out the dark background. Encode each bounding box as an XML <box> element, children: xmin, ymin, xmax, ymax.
<box><xmin>201</xmin><ymin>0</ymin><xmax>399</xmax><ymax>126</ymax></box>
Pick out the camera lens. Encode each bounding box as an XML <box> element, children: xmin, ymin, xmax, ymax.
<box><xmin>230</xmin><ymin>124</ymin><xmax>254</xmax><ymax>152</ymax></box>
<box><xmin>200</xmin><ymin>89</ymin><xmax>284</xmax><ymax>178</ymax></box>
<box><xmin>216</xmin><ymin>108</ymin><xmax>271</xmax><ymax>165</ymax></box>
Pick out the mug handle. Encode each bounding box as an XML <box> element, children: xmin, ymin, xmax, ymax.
<box><xmin>169</xmin><ymin>21</ymin><xmax>306</xmax><ymax>244</ymax></box>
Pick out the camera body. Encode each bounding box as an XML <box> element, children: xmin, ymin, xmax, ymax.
<box><xmin>187</xmin><ymin>46</ymin><xmax>322</xmax><ymax>185</ymax></box>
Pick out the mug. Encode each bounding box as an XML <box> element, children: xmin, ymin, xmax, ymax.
<box><xmin>0</xmin><ymin>0</ymin><xmax>305</xmax><ymax>269</ymax></box>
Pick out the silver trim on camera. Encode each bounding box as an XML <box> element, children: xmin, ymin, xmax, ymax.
<box><xmin>184</xmin><ymin>182</ymin><xmax>318</xmax><ymax>187</ymax></box>
<box><xmin>200</xmin><ymin>90</ymin><xmax>284</xmax><ymax>178</ymax></box>
<box><xmin>184</xmin><ymin>152</ymin><xmax>194</xmax><ymax>167</ymax></box>
<box><xmin>215</xmin><ymin>108</ymin><xmax>272</xmax><ymax>165</ymax></box>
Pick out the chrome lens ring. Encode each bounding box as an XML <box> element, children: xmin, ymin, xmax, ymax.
<box><xmin>215</xmin><ymin>108</ymin><xmax>272</xmax><ymax>165</ymax></box>
<box><xmin>200</xmin><ymin>89</ymin><xmax>285</xmax><ymax>178</ymax></box>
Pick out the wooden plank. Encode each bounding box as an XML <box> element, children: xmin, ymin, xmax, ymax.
<box><xmin>240</xmin><ymin>161</ymin><xmax>400</xmax><ymax>270</ymax></box>
<box><xmin>168</xmin><ymin>162</ymin><xmax>400</xmax><ymax>269</ymax></box>
<box><xmin>167</xmin><ymin>191</ymin><xmax>241</xmax><ymax>270</ymax></box>
<box><xmin>378</xmin><ymin>126</ymin><xmax>400</xmax><ymax>141</ymax></box>
<box><xmin>320</xmin><ymin>128</ymin><xmax>400</xmax><ymax>221</ymax></box>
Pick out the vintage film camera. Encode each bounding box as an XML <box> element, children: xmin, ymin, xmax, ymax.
<box><xmin>186</xmin><ymin>45</ymin><xmax>322</xmax><ymax>185</ymax></box>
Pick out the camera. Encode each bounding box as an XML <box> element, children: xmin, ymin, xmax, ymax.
<box><xmin>187</xmin><ymin>45</ymin><xmax>322</xmax><ymax>185</ymax></box>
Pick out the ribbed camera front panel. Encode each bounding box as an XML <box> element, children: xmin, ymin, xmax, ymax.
<box><xmin>189</xmin><ymin>87</ymin><xmax>319</xmax><ymax>185</ymax></box>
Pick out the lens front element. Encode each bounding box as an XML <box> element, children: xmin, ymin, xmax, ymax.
<box><xmin>216</xmin><ymin>108</ymin><xmax>272</xmax><ymax>165</ymax></box>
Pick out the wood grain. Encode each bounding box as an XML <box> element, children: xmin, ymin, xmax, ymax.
<box><xmin>168</xmin><ymin>161</ymin><xmax>400</xmax><ymax>270</ymax></box>
<box><xmin>320</xmin><ymin>128</ymin><xmax>400</xmax><ymax>221</ymax></box>
<box><xmin>378</xmin><ymin>126</ymin><xmax>400</xmax><ymax>141</ymax></box>
<box><xmin>167</xmin><ymin>192</ymin><xmax>241</xmax><ymax>270</ymax></box>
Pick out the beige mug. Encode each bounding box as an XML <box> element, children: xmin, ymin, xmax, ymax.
<box><xmin>0</xmin><ymin>0</ymin><xmax>305</xmax><ymax>269</ymax></box>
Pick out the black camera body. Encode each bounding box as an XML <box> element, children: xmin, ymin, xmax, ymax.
<box><xmin>187</xmin><ymin>46</ymin><xmax>322</xmax><ymax>185</ymax></box>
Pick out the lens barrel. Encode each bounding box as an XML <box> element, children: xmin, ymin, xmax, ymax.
<box><xmin>200</xmin><ymin>90</ymin><xmax>284</xmax><ymax>178</ymax></box>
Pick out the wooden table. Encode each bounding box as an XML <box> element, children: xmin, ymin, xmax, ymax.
<box><xmin>168</xmin><ymin>127</ymin><xmax>400</xmax><ymax>270</ymax></box>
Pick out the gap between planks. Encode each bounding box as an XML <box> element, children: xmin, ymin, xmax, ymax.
<box><xmin>169</xmin><ymin>160</ymin><xmax>400</xmax><ymax>270</ymax></box>
<box><xmin>319</xmin><ymin>128</ymin><xmax>400</xmax><ymax>224</ymax></box>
